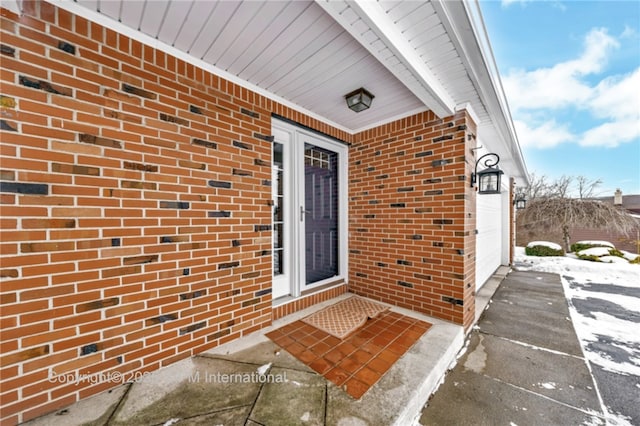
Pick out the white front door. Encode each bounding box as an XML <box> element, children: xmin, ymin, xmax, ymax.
<box><xmin>271</xmin><ymin>119</ymin><xmax>348</xmax><ymax>300</ymax></box>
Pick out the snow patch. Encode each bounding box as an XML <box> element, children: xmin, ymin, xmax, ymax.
<box><xmin>256</xmin><ymin>363</ymin><xmax>271</xmax><ymax>375</ymax></box>
<box><xmin>578</xmin><ymin>247</ymin><xmax>612</xmax><ymax>257</ymax></box>
<box><xmin>514</xmin><ymin>247</ymin><xmax>639</xmax><ymax>287</ymax></box>
<box><xmin>463</xmin><ymin>335</ymin><xmax>487</xmax><ymax>373</ymax></box>
<box><xmin>580</xmin><ymin>415</ymin><xmax>606</xmax><ymax>426</ymax></box>
<box><xmin>539</xmin><ymin>382</ymin><xmax>557</xmax><ymax>390</ymax></box>
<box><xmin>575</xmin><ymin>240</ymin><xmax>614</xmax><ymax>248</ymax></box>
<box><xmin>526</xmin><ymin>241</ymin><xmax>562</xmax><ymax>250</ymax></box>
<box><xmin>163</xmin><ymin>419</ymin><xmax>180</xmax><ymax>426</ymax></box>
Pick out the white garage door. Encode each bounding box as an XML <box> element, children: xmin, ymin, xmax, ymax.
<box><xmin>476</xmin><ymin>193</ymin><xmax>503</xmax><ymax>289</ymax></box>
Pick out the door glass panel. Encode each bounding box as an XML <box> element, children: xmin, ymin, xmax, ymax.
<box><xmin>273</xmin><ymin>143</ymin><xmax>284</xmax><ymax>276</ymax></box>
<box><xmin>304</xmin><ymin>143</ymin><xmax>339</xmax><ymax>285</ymax></box>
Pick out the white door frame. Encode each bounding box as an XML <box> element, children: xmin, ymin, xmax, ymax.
<box><xmin>271</xmin><ymin>118</ymin><xmax>348</xmax><ymax>300</ymax></box>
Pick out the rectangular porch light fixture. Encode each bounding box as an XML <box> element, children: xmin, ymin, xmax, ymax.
<box><xmin>345</xmin><ymin>87</ymin><xmax>374</xmax><ymax>112</ymax></box>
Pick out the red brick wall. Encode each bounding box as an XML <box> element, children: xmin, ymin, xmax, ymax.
<box><xmin>348</xmin><ymin>110</ymin><xmax>477</xmax><ymax>330</ymax></box>
<box><xmin>0</xmin><ymin>3</ymin><xmax>353</xmax><ymax>424</ymax></box>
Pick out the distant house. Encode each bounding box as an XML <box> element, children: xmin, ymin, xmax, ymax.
<box><xmin>0</xmin><ymin>1</ymin><xmax>528</xmax><ymax>423</ymax></box>
<box><xmin>570</xmin><ymin>190</ymin><xmax>640</xmax><ymax>254</ymax></box>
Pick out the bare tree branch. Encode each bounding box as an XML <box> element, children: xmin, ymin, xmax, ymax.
<box><xmin>576</xmin><ymin>176</ymin><xmax>602</xmax><ymax>199</ymax></box>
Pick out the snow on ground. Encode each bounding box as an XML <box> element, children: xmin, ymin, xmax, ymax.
<box><xmin>514</xmin><ymin>247</ymin><xmax>640</xmax><ymax>423</ymax></box>
<box><xmin>514</xmin><ymin>247</ymin><xmax>638</xmax><ymax>289</ymax></box>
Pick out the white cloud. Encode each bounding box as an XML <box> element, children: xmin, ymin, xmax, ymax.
<box><xmin>579</xmin><ymin>119</ymin><xmax>640</xmax><ymax>148</ymax></box>
<box><xmin>620</xmin><ymin>25</ymin><xmax>637</xmax><ymax>39</ymax></box>
<box><xmin>504</xmin><ymin>28</ymin><xmax>619</xmax><ymax>112</ymax></box>
<box><xmin>579</xmin><ymin>69</ymin><xmax>640</xmax><ymax>147</ymax></box>
<box><xmin>503</xmin><ymin>67</ymin><xmax>591</xmax><ymax>111</ymax></box>
<box><xmin>514</xmin><ymin>119</ymin><xmax>574</xmax><ymax>149</ymax></box>
<box><xmin>503</xmin><ymin>28</ymin><xmax>640</xmax><ymax>149</ymax></box>
<box><xmin>501</xmin><ymin>0</ymin><xmax>566</xmax><ymax>10</ymax></box>
<box><xmin>501</xmin><ymin>0</ymin><xmax>527</xmax><ymax>7</ymax></box>
<box><xmin>589</xmin><ymin>68</ymin><xmax>640</xmax><ymax>121</ymax></box>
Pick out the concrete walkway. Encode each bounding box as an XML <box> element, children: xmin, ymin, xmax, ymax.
<box><xmin>418</xmin><ymin>270</ymin><xmax>606</xmax><ymax>425</ymax></box>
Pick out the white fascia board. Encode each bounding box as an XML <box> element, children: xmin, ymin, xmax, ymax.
<box><xmin>465</xmin><ymin>0</ymin><xmax>529</xmax><ymax>185</ymax></box>
<box><xmin>45</xmin><ymin>0</ymin><xmax>353</xmax><ymax>136</ymax></box>
<box><xmin>435</xmin><ymin>0</ymin><xmax>529</xmax><ymax>186</ymax></box>
<box><xmin>316</xmin><ymin>0</ymin><xmax>456</xmax><ymax>119</ymax></box>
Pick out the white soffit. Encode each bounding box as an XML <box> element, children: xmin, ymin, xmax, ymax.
<box><xmin>316</xmin><ymin>0</ymin><xmax>456</xmax><ymax>119</ymax></box>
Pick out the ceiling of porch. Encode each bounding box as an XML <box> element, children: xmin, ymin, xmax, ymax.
<box><xmin>43</xmin><ymin>0</ymin><xmax>487</xmax><ymax>133</ymax></box>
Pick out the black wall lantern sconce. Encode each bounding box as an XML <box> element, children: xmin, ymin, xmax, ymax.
<box><xmin>514</xmin><ymin>195</ymin><xmax>527</xmax><ymax>210</ymax></box>
<box><xmin>345</xmin><ymin>87</ymin><xmax>374</xmax><ymax>113</ymax></box>
<box><xmin>471</xmin><ymin>153</ymin><xmax>504</xmax><ymax>194</ymax></box>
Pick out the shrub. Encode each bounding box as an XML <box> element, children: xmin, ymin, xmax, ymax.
<box><xmin>630</xmin><ymin>256</ymin><xmax>640</xmax><ymax>265</ymax></box>
<box><xmin>525</xmin><ymin>245</ymin><xmax>564</xmax><ymax>257</ymax></box>
<box><xmin>570</xmin><ymin>241</ymin><xmax>613</xmax><ymax>253</ymax></box>
<box><xmin>577</xmin><ymin>254</ymin><xmax>602</xmax><ymax>262</ymax></box>
<box><xmin>608</xmin><ymin>248</ymin><xmax>624</xmax><ymax>258</ymax></box>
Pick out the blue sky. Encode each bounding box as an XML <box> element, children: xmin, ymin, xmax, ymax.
<box><xmin>479</xmin><ymin>0</ymin><xmax>640</xmax><ymax>196</ymax></box>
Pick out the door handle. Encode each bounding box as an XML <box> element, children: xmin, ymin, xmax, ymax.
<box><xmin>300</xmin><ymin>206</ymin><xmax>310</xmax><ymax>221</ymax></box>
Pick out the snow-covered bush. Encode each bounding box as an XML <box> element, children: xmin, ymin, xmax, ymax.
<box><xmin>577</xmin><ymin>246</ymin><xmax>629</xmax><ymax>263</ymax></box>
<box><xmin>570</xmin><ymin>240</ymin><xmax>614</xmax><ymax>253</ymax></box>
<box><xmin>525</xmin><ymin>241</ymin><xmax>564</xmax><ymax>257</ymax></box>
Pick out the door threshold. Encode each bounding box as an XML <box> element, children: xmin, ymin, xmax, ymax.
<box><xmin>271</xmin><ymin>281</ymin><xmax>348</xmax><ymax>320</ymax></box>
<box><xmin>272</xmin><ymin>280</ymin><xmax>345</xmax><ymax>307</ymax></box>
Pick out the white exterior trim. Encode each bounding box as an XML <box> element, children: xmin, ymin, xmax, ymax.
<box><xmin>438</xmin><ymin>0</ymin><xmax>529</xmax><ymax>185</ymax></box>
<box><xmin>272</xmin><ymin>118</ymin><xmax>349</xmax><ymax>299</ymax></box>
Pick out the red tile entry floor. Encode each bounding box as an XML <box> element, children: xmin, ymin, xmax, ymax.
<box><xmin>266</xmin><ymin>310</ymin><xmax>432</xmax><ymax>399</ymax></box>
